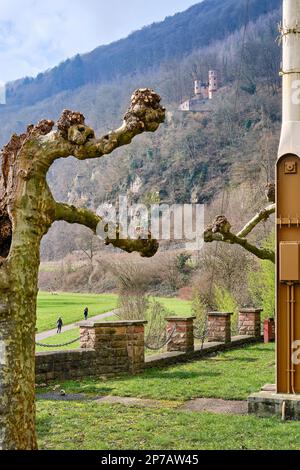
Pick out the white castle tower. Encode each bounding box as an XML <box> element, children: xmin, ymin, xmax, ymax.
<box><xmin>194</xmin><ymin>79</ymin><xmax>202</xmax><ymax>96</ymax></box>
<box><xmin>194</xmin><ymin>79</ymin><xmax>209</xmax><ymax>99</ymax></box>
<box><xmin>179</xmin><ymin>71</ymin><xmax>217</xmax><ymax>111</ymax></box>
<box><xmin>208</xmin><ymin>70</ymin><xmax>218</xmax><ymax>99</ymax></box>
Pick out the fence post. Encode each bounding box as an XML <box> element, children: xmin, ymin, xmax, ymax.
<box><xmin>165</xmin><ymin>316</ymin><xmax>196</xmax><ymax>353</ymax></box>
<box><xmin>264</xmin><ymin>318</ymin><xmax>275</xmax><ymax>343</ymax></box>
<box><xmin>79</xmin><ymin>320</ymin><xmax>147</xmax><ymax>375</ymax></box>
<box><xmin>238</xmin><ymin>308</ymin><xmax>263</xmax><ymax>338</ymax></box>
<box><xmin>207</xmin><ymin>312</ymin><xmax>233</xmax><ymax>344</ymax></box>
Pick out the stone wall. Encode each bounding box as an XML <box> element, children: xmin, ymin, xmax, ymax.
<box><xmin>145</xmin><ymin>335</ymin><xmax>262</xmax><ymax>369</ymax></box>
<box><xmin>35</xmin><ymin>314</ymin><xmax>263</xmax><ymax>384</ymax></box>
<box><xmin>36</xmin><ymin>320</ymin><xmax>146</xmax><ymax>383</ymax></box>
<box><xmin>35</xmin><ymin>347</ymin><xmax>137</xmax><ymax>384</ymax></box>
<box><xmin>207</xmin><ymin>312</ymin><xmax>232</xmax><ymax>344</ymax></box>
<box><xmin>238</xmin><ymin>308</ymin><xmax>262</xmax><ymax>338</ymax></box>
<box><xmin>166</xmin><ymin>317</ymin><xmax>195</xmax><ymax>353</ymax></box>
<box><xmin>79</xmin><ymin>320</ymin><xmax>146</xmax><ymax>374</ymax></box>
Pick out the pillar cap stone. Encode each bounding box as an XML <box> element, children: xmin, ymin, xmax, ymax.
<box><xmin>239</xmin><ymin>308</ymin><xmax>263</xmax><ymax>313</ymax></box>
<box><xmin>77</xmin><ymin>320</ymin><xmax>148</xmax><ymax>327</ymax></box>
<box><xmin>208</xmin><ymin>312</ymin><xmax>233</xmax><ymax>317</ymax></box>
<box><xmin>165</xmin><ymin>316</ymin><xmax>196</xmax><ymax>321</ymax></box>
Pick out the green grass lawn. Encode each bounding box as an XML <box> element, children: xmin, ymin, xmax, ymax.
<box><xmin>36</xmin><ymin>292</ymin><xmax>118</xmax><ymax>332</ymax></box>
<box><xmin>37</xmin><ymin>342</ymin><xmax>300</xmax><ymax>450</ymax></box>
<box><xmin>155</xmin><ymin>297</ymin><xmax>192</xmax><ymax>316</ymax></box>
<box><xmin>35</xmin><ymin>293</ymin><xmax>192</xmax><ymax>354</ymax></box>
<box><xmin>36</xmin><ymin>328</ymin><xmax>81</xmax><ymax>352</ymax></box>
<box><xmin>39</xmin><ymin>343</ymin><xmax>275</xmax><ymax>401</ymax></box>
<box><xmin>36</xmin><ymin>293</ymin><xmax>191</xmax><ymax>334</ymax></box>
<box><xmin>37</xmin><ymin>400</ymin><xmax>300</xmax><ymax>450</ymax></box>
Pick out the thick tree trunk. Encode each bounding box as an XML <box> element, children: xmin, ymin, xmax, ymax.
<box><xmin>0</xmin><ymin>129</ymin><xmax>53</xmax><ymax>449</ymax></box>
<box><xmin>0</xmin><ymin>268</ymin><xmax>38</xmax><ymax>450</ymax></box>
<box><xmin>0</xmin><ymin>89</ymin><xmax>165</xmax><ymax>449</ymax></box>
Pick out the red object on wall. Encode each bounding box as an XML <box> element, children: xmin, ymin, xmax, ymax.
<box><xmin>264</xmin><ymin>318</ymin><xmax>275</xmax><ymax>343</ymax></box>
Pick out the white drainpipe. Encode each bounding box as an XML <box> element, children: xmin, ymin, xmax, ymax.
<box><xmin>278</xmin><ymin>0</ymin><xmax>300</xmax><ymax>159</ymax></box>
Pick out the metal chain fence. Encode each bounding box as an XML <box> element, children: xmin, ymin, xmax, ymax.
<box><xmin>144</xmin><ymin>325</ymin><xmax>176</xmax><ymax>351</ymax></box>
<box><xmin>35</xmin><ymin>337</ymin><xmax>81</xmax><ymax>348</ymax></box>
<box><xmin>36</xmin><ymin>324</ymin><xmax>179</xmax><ymax>351</ymax></box>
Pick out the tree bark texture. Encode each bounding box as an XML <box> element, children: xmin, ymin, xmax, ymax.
<box><xmin>0</xmin><ymin>89</ymin><xmax>165</xmax><ymax>449</ymax></box>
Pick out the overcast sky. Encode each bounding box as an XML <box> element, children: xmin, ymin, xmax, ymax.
<box><xmin>0</xmin><ymin>0</ymin><xmax>199</xmax><ymax>83</ymax></box>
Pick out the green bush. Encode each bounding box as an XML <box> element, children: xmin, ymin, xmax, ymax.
<box><xmin>191</xmin><ymin>290</ymin><xmax>208</xmax><ymax>342</ymax></box>
<box><xmin>214</xmin><ymin>285</ymin><xmax>239</xmax><ymax>333</ymax></box>
<box><xmin>248</xmin><ymin>233</ymin><xmax>275</xmax><ymax>319</ymax></box>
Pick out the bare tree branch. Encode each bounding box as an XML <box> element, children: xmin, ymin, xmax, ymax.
<box><xmin>237</xmin><ymin>203</ymin><xmax>275</xmax><ymax>238</ymax></box>
<box><xmin>54</xmin><ymin>202</ymin><xmax>158</xmax><ymax>258</ymax></box>
<box><xmin>80</xmin><ymin>247</ymin><xmax>93</xmax><ymax>262</ymax></box>
<box><xmin>204</xmin><ymin>213</ymin><xmax>275</xmax><ymax>263</ymax></box>
<box><xmin>54</xmin><ymin>202</ymin><xmax>100</xmax><ymax>231</ymax></box>
<box><xmin>39</xmin><ymin>89</ymin><xmax>165</xmax><ymax>162</ymax></box>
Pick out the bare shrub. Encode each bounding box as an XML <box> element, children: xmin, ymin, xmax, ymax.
<box><xmin>191</xmin><ymin>270</ymin><xmax>216</xmax><ymax>310</ymax></box>
<box><xmin>144</xmin><ymin>300</ymin><xmax>173</xmax><ymax>350</ymax></box>
<box><xmin>107</xmin><ymin>260</ymin><xmax>174</xmax><ymax>349</ymax></box>
<box><xmin>154</xmin><ymin>252</ymin><xmax>188</xmax><ymax>294</ymax></box>
<box><xmin>214</xmin><ymin>284</ymin><xmax>239</xmax><ymax>334</ymax></box>
<box><xmin>178</xmin><ymin>286</ymin><xmax>194</xmax><ymax>301</ymax></box>
<box><xmin>108</xmin><ymin>261</ymin><xmax>153</xmax><ymax>320</ymax></box>
<box><xmin>191</xmin><ymin>289</ymin><xmax>209</xmax><ymax>345</ymax></box>
<box><xmin>38</xmin><ymin>271</ymin><xmax>59</xmax><ymax>292</ymax></box>
<box><xmin>62</xmin><ymin>265</ymin><xmax>91</xmax><ymax>292</ymax></box>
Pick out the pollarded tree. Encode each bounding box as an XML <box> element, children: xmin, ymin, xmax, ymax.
<box><xmin>0</xmin><ymin>89</ymin><xmax>165</xmax><ymax>450</ymax></box>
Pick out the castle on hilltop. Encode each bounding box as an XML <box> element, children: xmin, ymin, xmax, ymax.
<box><xmin>179</xmin><ymin>70</ymin><xmax>218</xmax><ymax>112</ymax></box>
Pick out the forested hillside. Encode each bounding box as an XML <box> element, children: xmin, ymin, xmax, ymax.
<box><xmin>4</xmin><ymin>0</ymin><xmax>280</xmax><ymax>107</ymax></box>
<box><xmin>0</xmin><ymin>0</ymin><xmax>282</xmax><ymax>261</ymax></box>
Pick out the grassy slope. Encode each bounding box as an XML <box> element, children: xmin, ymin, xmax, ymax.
<box><xmin>157</xmin><ymin>297</ymin><xmax>192</xmax><ymax>316</ymax></box>
<box><xmin>37</xmin><ymin>343</ymin><xmax>300</xmax><ymax>450</ymax></box>
<box><xmin>36</xmin><ymin>328</ymin><xmax>81</xmax><ymax>352</ymax></box>
<box><xmin>36</xmin><ymin>293</ymin><xmax>192</xmax><ymax>333</ymax></box>
<box><xmin>35</xmin><ymin>294</ymin><xmax>192</xmax><ymax>352</ymax></box>
<box><xmin>39</xmin><ymin>343</ymin><xmax>275</xmax><ymax>401</ymax></box>
<box><xmin>37</xmin><ymin>402</ymin><xmax>300</xmax><ymax>451</ymax></box>
<box><xmin>36</xmin><ymin>293</ymin><xmax>118</xmax><ymax>332</ymax></box>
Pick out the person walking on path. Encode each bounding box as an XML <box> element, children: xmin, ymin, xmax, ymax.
<box><xmin>84</xmin><ymin>307</ymin><xmax>89</xmax><ymax>321</ymax></box>
<box><xmin>57</xmin><ymin>317</ymin><xmax>63</xmax><ymax>334</ymax></box>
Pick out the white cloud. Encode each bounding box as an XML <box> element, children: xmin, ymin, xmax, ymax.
<box><xmin>0</xmin><ymin>0</ymin><xmax>197</xmax><ymax>82</ymax></box>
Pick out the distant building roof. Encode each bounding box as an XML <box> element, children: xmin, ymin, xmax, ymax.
<box><xmin>178</xmin><ymin>96</ymin><xmax>213</xmax><ymax>112</ymax></box>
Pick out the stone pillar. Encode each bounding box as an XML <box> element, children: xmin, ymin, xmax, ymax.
<box><xmin>79</xmin><ymin>320</ymin><xmax>147</xmax><ymax>375</ymax></box>
<box><xmin>165</xmin><ymin>316</ymin><xmax>196</xmax><ymax>353</ymax></box>
<box><xmin>207</xmin><ymin>312</ymin><xmax>233</xmax><ymax>344</ymax></box>
<box><xmin>238</xmin><ymin>308</ymin><xmax>263</xmax><ymax>338</ymax></box>
<box><xmin>126</xmin><ymin>322</ymin><xmax>147</xmax><ymax>374</ymax></box>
